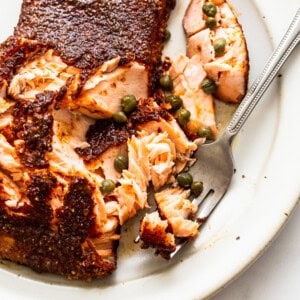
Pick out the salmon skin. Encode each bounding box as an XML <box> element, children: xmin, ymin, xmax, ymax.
<box><xmin>0</xmin><ymin>0</ymin><xmax>176</xmax><ymax>281</ymax></box>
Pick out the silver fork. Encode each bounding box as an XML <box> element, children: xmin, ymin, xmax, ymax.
<box><xmin>170</xmin><ymin>8</ymin><xmax>300</xmax><ymax>258</ymax></box>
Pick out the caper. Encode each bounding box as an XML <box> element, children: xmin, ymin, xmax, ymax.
<box><xmin>202</xmin><ymin>2</ymin><xmax>217</xmax><ymax>17</ymax></box>
<box><xmin>191</xmin><ymin>181</ymin><xmax>203</xmax><ymax>197</ymax></box>
<box><xmin>114</xmin><ymin>155</ymin><xmax>128</xmax><ymax>173</ymax></box>
<box><xmin>163</xmin><ymin>29</ymin><xmax>171</xmax><ymax>43</ymax></box>
<box><xmin>177</xmin><ymin>172</ymin><xmax>193</xmax><ymax>189</ymax></box>
<box><xmin>100</xmin><ymin>179</ymin><xmax>116</xmax><ymax>195</ymax></box>
<box><xmin>201</xmin><ymin>78</ymin><xmax>217</xmax><ymax>94</ymax></box>
<box><xmin>205</xmin><ymin>17</ymin><xmax>217</xmax><ymax>29</ymax></box>
<box><xmin>121</xmin><ymin>94</ymin><xmax>137</xmax><ymax>114</ymax></box>
<box><xmin>214</xmin><ymin>38</ymin><xmax>226</xmax><ymax>56</ymax></box>
<box><xmin>197</xmin><ymin>126</ymin><xmax>212</xmax><ymax>139</ymax></box>
<box><xmin>159</xmin><ymin>75</ymin><xmax>173</xmax><ymax>91</ymax></box>
<box><xmin>112</xmin><ymin>111</ymin><xmax>128</xmax><ymax>123</ymax></box>
<box><xmin>177</xmin><ymin>109</ymin><xmax>191</xmax><ymax>126</ymax></box>
<box><xmin>165</xmin><ymin>94</ymin><xmax>183</xmax><ymax>110</ymax></box>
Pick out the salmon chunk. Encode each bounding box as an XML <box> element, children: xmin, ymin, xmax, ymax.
<box><xmin>140</xmin><ymin>211</ymin><xmax>176</xmax><ymax>254</ymax></box>
<box><xmin>184</xmin><ymin>0</ymin><xmax>249</xmax><ymax>102</ymax></box>
<box><xmin>58</xmin><ymin>58</ymin><xmax>149</xmax><ymax>119</ymax></box>
<box><xmin>155</xmin><ymin>187</ymin><xmax>199</xmax><ymax>238</ymax></box>
<box><xmin>140</xmin><ymin>186</ymin><xmax>200</xmax><ymax>257</ymax></box>
<box><xmin>113</xmin><ymin>131</ymin><xmax>178</xmax><ymax>225</ymax></box>
<box><xmin>169</xmin><ymin>54</ymin><xmax>217</xmax><ymax>138</ymax></box>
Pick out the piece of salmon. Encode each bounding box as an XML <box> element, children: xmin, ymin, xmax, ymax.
<box><xmin>0</xmin><ymin>91</ymin><xmax>120</xmax><ymax>279</ymax></box>
<box><xmin>155</xmin><ymin>186</ymin><xmax>199</xmax><ymax>238</ymax></box>
<box><xmin>14</xmin><ymin>0</ymin><xmax>176</xmax><ymax>119</ymax></box>
<box><xmin>113</xmin><ymin>131</ymin><xmax>179</xmax><ymax>225</ymax></box>
<box><xmin>140</xmin><ymin>186</ymin><xmax>199</xmax><ymax>256</ymax></box>
<box><xmin>140</xmin><ymin>211</ymin><xmax>176</xmax><ymax>254</ymax></box>
<box><xmin>8</xmin><ymin>49</ymin><xmax>76</xmax><ymax>101</ymax></box>
<box><xmin>134</xmin><ymin>98</ymin><xmax>199</xmax><ymax>172</ymax></box>
<box><xmin>73</xmin><ymin>97</ymin><xmax>198</xmax><ymax>227</ymax></box>
<box><xmin>57</xmin><ymin>58</ymin><xmax>149</xmax><ymax>119</ymax></box>
<box><xmin>184</xmin><ymin>0</ymin><xmax>249</xmax><ymax>103</ymax></box>
<box><xmin>169</xmin><ymin>54</ymin><xmax>217</xmax><ymax>138</ymax></box>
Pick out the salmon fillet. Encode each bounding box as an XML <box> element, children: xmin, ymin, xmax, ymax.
<box><xmin>0</xmin><ymin>0</ymin><xmax>176</xmax><ymax>280</ymax></box>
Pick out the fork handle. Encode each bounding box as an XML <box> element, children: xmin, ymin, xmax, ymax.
<box><xmin>225</xmin><ymin>8</ymin><xmax>300</xmax><ymax>139</ymax></box>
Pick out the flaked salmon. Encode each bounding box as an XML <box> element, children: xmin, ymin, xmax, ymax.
<box><xmin>76</xmin><ymin>98</ymin><xmax>198</xmax><ymax>225</ymax></box>
<box><xmin>184</xmin><ymin>0</ymin><xmax>249</xmax><ymax>103</ymax></box>
<box><xmin>169</xmin><ymin>54</ymin><xmax>217</xmax><ymax>138</ymax></box>
<box><xmin>140</xmin><ymin>186</ymin><xmax>199</xmax><ymax>257</ymax></box>
<box><xmin>14</xmin><ymin>0</ymin><xmax>176</xmax><ymax>118</ymax></box>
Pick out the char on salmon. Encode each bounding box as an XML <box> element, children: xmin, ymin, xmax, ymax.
<box><xmin>0</xmin><ymin>0</ymin><xmax>177</xmax><ymax>281</ymax></box>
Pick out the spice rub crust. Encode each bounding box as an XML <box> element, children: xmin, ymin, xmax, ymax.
<box><xmin>15</xmin><ymin>0</ymin><xmax>176</xmax><ymax>70</ymax></box>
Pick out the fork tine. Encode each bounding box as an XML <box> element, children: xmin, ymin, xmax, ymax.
<box><xmin>191</xmin><ymin>186</ymin><xmax>211</xmax><ymax>207</ymax></box>
<box><xmin>169</xmin><ymin>190</ymin><xmax>226</xmax><ymax>259</ymax></box>
<box><xmin>197</xmin><ymin>189</ymin><xmax>227</xmax><ymax>221</ymax></box>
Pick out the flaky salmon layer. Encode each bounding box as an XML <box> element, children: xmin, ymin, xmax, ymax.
<box><xmin>140</xmin><ymin>186</ymin><xmax>199</xmax><ymax>257</ymax></box>
<box><xmin>184</xmin><ymin>0</ymin><xmax>249</xmax><ymax>103</ymax></box>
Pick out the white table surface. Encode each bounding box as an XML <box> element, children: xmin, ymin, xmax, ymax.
<box><xmin>212</xmin><ymin>203</ymin><xmax>300</xmax><ymax>300</ymax></box>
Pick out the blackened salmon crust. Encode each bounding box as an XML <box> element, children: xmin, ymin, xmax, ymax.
<box><xmin>15</xmin><ymin>0</ymin><xmax>176</xmax><ymax>70</ymax></box>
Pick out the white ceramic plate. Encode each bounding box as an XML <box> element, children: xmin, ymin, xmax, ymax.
<box><xmin>0</xmin><ymin>1</ymin><xmax>299</xmax><ymax>299</ymax></box>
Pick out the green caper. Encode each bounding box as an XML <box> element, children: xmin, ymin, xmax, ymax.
<box><xmin>177</xmin><ymin>109</ymin><xmax>191</xmax><ymax>126</ymax></box>
<box><xmin>112</xmin><ymin>111</ymin><xmax>128</xmax><ymax>123</ymax></box>
<box><xmin>159</xmin><ymin>75</ymin><xmax>173</xmax><ymax>91</ymax></box>
<box><xmin>214</xmin><ymin>38</ymin><xmax>226</xmax><ymax>56</ymax></box>
<box><xmin>191</xmin><ymin>181</ymin><xmax>203</xmax><ymax>197</ymax></box>
<box><xmin>201</xmin><ymin>78</ymin><xmax>217</xmax><ymax>94</ymax></box>
<box><xmin>163</xmin><ymin>29</ymin><xmax>171</xmax><ymax>43</ymax></box>
<box><xmin>165</xmin><ymin>94</ymin><xmax>183</xmax><ymax>110</ymax></box>
<box><xmin>114</xmin><ymin>155</ymin><xmax>128</xmax><ymax>173</ymax></box>
<box><xmin>202</xmin><ymin>2</ymin><xmax>217</xmax><ymax>17</ymax></box>
<box><xmin>205</xmin><ymin>17</ymin><xmax>217</xmax><ymax>29</ymax></box>
<box><xmin>100</xmin><ymin>179</ymin><xmax>116</xmax><ymax>195</ymax></box>
<box><xmin>177</xmin><ymin>172</ymin><xmax>193</xmax><ymax>189</ymax></box>
<box><xmin>121</xmin><ymin>95</ymin><xmax>137</xmax><ymax>114</ymax></box>
<box><xmin>197</xmin><ymin>126</ymin><xmax>212</xmax><ymax>139</ymax></box>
